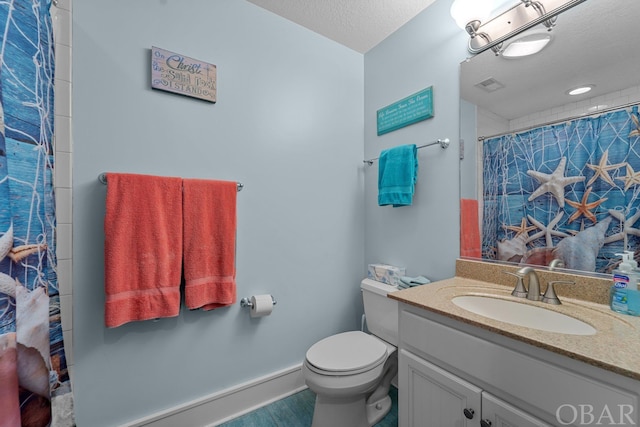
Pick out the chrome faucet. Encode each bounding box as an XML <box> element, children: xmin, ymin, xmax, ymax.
<box><xmin>503</xmin><ymin>270</ymin><xmax>528</xmax><ymax>298</ymax></box>
<box><xmin>517</xmin><ymin>267</ymin><xmax>541</xmax><ymax>301</ymax></box>
<box><xmin>549</xmin><ymin>258</ymin><xmax>565</xmax><ymax>270</ymax></box>
<box><xmin>541</xmin><ymin>280</ymin><xmax>575</xmax><ymax>305</ymax></box>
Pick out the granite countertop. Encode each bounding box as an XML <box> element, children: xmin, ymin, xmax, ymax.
<box><xmin>388</xmin><ymin>276</ymin><xmax>640</xmax><ymax>380</ymax></box>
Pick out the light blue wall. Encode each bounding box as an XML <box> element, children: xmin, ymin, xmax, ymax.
<box><xmin>73</xmin><ymin>0</ymin><xmax>471</xmax><ymax>425</ymax></box>
<box><xmin>73</xmin><ymin>1</ymin><xmax>364</xmax><ymax>426</ymax></box>
<box><xmin>363</xmin><ymin>0</ymin><xmax>468</xmax><ymax>280</ymax></box>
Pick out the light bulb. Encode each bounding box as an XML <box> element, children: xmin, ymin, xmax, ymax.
<box><xmin>450</xmin><ymin>0</ymin><xmax>493</xmax><ymax>30</ymax></box>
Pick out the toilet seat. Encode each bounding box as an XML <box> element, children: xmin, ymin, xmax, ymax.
<box><xmin>305</xmin><ymin>331</ymin><xmax>388</xmax><ymax>376</ymax></box>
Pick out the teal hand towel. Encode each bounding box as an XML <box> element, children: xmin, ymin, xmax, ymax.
<box><xmin>399</xmin><ymin>276</ymin><xmax>431</xmax><ymax>287</ymax></box>
<box><xmin>378</xmin><ymin>144</ymin><xmax>418</xmax><ymax>207</ymax></box>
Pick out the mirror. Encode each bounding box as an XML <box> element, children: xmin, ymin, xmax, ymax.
<box><xmin>459</xmin><ymin>0</ymin><xmax>640</xmax><ymax>275</ymax></box>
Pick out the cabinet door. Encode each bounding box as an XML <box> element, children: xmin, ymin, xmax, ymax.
<box><xmin>399</xmin><ymin>349</ymin><xmax>482</xmax><ymax>427</ymax></box>
<box><xmin>481</xmin><ymin>392</ymin><xmax>552</xmax><ymax>427</ymax></box>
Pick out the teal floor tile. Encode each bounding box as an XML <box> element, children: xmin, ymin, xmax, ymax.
<box><xmin>219</xmin><ymin>387</ymin><xmax>398</xmax><ymax>427</ymax></box>
<box><xmin>271</xmin><ymin>390</ymin><xmax>314</xmax><ymax>426</ymax></box>
<box><xmin>375</xmin><ymin>387</ymin><xmax>398</xmax><ymax>427</ymax></box>
<box><xmin>221</xmin><ymin>410</ymin><xmax>277</xmax><ymax>427</ymax></box>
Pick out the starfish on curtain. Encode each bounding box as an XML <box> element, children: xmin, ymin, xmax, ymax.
<box><xmin>526</xmin><ymin>212</ymin><xmax>568</xmax><ymax>247</ymax></box>
<box><xmin>585</xmin><ymin>150</ymin><xmax>626</xmax><ymax>187</ymax></box>
<box><xmin>502</xmin><ymin>217</ymin><xmax>536</xmax><ymax>237</ymax></box>
<box><xmin>527</xmin><ymin>157</ymin><xmax>585</xmax><ymax>207</ymax></box>
<box><xmin>565</xmin><ymin>187</ymin><xmax>608</xmax><ymax>224</ymax></box>
<box><xmin>604</xmin><ymin>208</ymin><xmax>640</xmax><ymax>244</ymax></box>
<box><xmin>0</xmin><ymin>224</ymin><xmax>48</xmax><ymax>297</ymax></box>
<box><xmin>630</xmin><ymin>113</ymin><xmax>640</xmax><ymax>138</ymax></box>
<box><xmin>616</xmin><ymin>164</ymin><xmax>640</xmax><ymax>191</ymax></box>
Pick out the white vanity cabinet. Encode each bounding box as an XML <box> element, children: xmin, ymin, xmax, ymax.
<box><xmin>400</xmin><ymin>348</ymin><xmax>481</xmax><ymax>426</ymax></box>
<box><xmin>397</xmin><ymin>302</ymin><xmax>640</xmax><ymax>427</ymax></box>
<box><xmin>400</xmin><ymin>349</ymin><xmax>549</xmax><ymax>426</ymax></box>
<box><xmin>482</xmin><ymin>392</ymin><xmax>551</xmax><ymax>427</ymax></box>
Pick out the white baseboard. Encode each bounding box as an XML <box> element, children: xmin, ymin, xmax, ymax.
<box><xmin>123</xmin><ymin>364</ymin><xmax>307</xmax><ymax>427</ymax></box>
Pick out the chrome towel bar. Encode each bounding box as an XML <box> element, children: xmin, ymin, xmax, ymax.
<box><xmin>98</xmin><ymin>173</ymin><xmax>243</xmax><ymax>191</ymax></box>
<box><xmin>363</xmin><ymin>138</ymin><xmax>450</xmax><ymax>166</ymax></box>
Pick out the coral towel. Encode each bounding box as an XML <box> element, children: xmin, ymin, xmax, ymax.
<box><xmin>460</xmin><ymin>198</ymin><xmax>482</xmax><ymax>258</ymax></box>
<box><xmin>182</xmin><ymin>179</ymin><xmax>237</xmax><ymax>310</ymax></box>
<box><xmin>104</xmin><ymin>173</ymin><xmax>183</xmax><ymax>328</ymax></box>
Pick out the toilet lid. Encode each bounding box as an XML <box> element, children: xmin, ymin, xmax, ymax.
<box><xmin>305</xmin><ymin>331</ymin><xmax>387</xmax><ymax>373</ymax></box>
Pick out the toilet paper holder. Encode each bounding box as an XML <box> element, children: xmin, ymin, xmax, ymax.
<box><xmin>240</xmin><ymin>295</ymin><xmax>277</xmax><ymax>308</ymax></box>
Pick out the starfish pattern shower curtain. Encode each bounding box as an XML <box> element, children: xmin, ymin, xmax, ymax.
<box><xmin>482</xmin><ymin>106</ymin><xmax>640</xmax><ymax>273</ymax></box>
<box><xmin>0</xmin><ymin>1</ymin><xmax>74</xmax><ymax>426</ymax></box>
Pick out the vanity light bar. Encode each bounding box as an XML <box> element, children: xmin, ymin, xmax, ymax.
<box><xmin>464</xmin><ymin>0</ymin><xmax>586</xmax><ymax>55</ymax></box>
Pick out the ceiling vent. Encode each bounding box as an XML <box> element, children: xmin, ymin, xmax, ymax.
<box><xmin>475</xmin><ymin>77</ymin><xmax>505</xmax><ymax>93</ymax></box>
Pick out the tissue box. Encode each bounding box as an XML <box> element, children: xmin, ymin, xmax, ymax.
<box><xmin>367</xmin><ymin>264</ymin><xmax>405</xmax><ymax>286</ymax></box>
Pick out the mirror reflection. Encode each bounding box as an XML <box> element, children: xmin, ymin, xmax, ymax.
<box><xmin>459</xmin><ymin>0</ymin><xmax>640</xmax><ymax>275</ymax></box>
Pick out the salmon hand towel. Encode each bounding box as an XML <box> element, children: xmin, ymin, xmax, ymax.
<box><xmin>182</xmin><ymin>179</ymin><xmax>237</xmax><ymax>310</ymax></box>
<box><xmin>104</xmin><ymin>173</ymin><xmax>183</xmax><ymax>327</ymax></box>
<box><xmin>460</xmin><ymin>198</ymin><xmax>482</xmax><ymax>258</ymax></box>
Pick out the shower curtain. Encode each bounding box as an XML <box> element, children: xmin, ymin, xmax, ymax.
<box><xmin>0</xmin><ymin>1</ymin><xmax>74</xmax><ymax>426</ymax></box>
<box><xmin>482</xmin><ymin>106</ymin><xmax>640</xmax><ymax>273</ymax></box>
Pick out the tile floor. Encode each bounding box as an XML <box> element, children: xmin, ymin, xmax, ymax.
<box><xmin>219</xmin><ymin>386</ymin><xmax>398</xmax><ymax>426</ymax></box>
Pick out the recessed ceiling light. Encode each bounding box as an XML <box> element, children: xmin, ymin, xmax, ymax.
<box><xmin>567</xmin><ymin>85</ymin><xmax>594</xmax><ymax>96</ymax></box>
<box><xmin>501</xmin><ymin>32</ymin><xmax>553</xmax><ymax>58</ymax></box>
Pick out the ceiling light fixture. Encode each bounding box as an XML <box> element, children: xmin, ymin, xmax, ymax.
<box><xmin>450</xmin><ymin>0</ymin><xmax>586</xmax><ymax>55</ymax></box>
<box><xmin>567</xmin><ymin>85</ymin><xmax>594</xmax><ymax>96</ymax></box>
<box><xmin>501</xmin><ymin>30</ymin><xmax>552</xmax><ymax>58</ymax></box>
<box><xmin>450</xmin><ymin>0</ymin><xmax>493</xmax><ymax>35</ymax></box>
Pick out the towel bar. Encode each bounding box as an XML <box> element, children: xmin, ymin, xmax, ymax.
<box><xmin>98</xmin><ymin>173</ymin><xmax>244</xmax><ymax>191</ymax></box>
<box><xmin>363</xmin><ymin>138</ymin><xmax>449</xmax><ymax>166</ymax></box>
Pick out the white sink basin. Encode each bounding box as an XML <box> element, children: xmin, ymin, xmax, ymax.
<box><xmin>452</xmin><ymin>295</ymin><xmax>597</xmax><ymax>335</ymax></box>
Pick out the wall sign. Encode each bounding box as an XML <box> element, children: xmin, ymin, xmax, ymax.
<box><xmin>377</xmin><ymin>86</ymin><xmax>433</xmax><ymax>135</ymax></box>
<box><xmin>151</xmin><ymin>46</ymin><xmax>217</xmax><ymax>103</ymax></box>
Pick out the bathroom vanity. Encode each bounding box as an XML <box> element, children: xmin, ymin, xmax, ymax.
<box><xmin>389</xmin><ymin>260</ymin><xmax>640</xmax><ymax>427</ymax></box>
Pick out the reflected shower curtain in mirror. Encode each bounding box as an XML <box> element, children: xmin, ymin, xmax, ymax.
<box><xmin>0</xmin><ymin>1</ymin><xmax>75</xmax><ymax>426</ymax></box>
<box><xmin>482</xmin><ymin>106</ymin><xmax>640</xmax><ymax>273</ymax></box>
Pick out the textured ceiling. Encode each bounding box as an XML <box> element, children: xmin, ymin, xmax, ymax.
<box><xmin>246</xmin><ymin>0</ymin><xmax>438</xmax><ymax>53</ymax></box>
<box><xmin>245</xmin><ymin>1</ymin><xmax>638</xmax><ymax>122</ymax></box>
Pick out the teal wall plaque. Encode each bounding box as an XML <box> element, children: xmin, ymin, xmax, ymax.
<box><xmin>377</xmin><ymin>86</ymin><xmax>433</xmax><ymax>135</ymax></box>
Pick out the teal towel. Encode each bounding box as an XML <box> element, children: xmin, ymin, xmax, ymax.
<box><xmin>399</xmin><ymin>276</ymin><xmax>431</xmax><ymax>288</ymax></box>
<box><xmin>378</xmin><ymin>144</ymin><xmax>418</xmax><ymax>207</ymax></box>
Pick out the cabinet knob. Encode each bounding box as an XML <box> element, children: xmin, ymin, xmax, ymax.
<box><xmin>481</xmin><ymin>419</ymin><xmax>492</xmax><ymax>427</ymax></box>
<box><xmin>463</xmin><ymin>408</ymin><xmax>475</xmax><ymax>419</ymax></box>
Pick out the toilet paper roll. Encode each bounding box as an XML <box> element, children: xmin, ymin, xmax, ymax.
<box><xmin>250</xmin><ymin>295</ymin><xmax>274</xmax><ymax>318</ymax></box>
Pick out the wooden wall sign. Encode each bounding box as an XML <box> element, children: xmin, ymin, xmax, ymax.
<box><xmin>377</xmin><ymin>86</ymin><xmax>434</xmax><ymax>135</ymax></box>
<box><xmin>151</xmin><ymin>46</ymin><xmax>217</xmax><ymax>103</ymax></box>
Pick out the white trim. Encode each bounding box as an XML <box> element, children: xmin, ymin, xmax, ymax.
<box><xmin>122</xmin><ymin>364</ymin><xmax>307</xmax><ymax>427</ymax></box>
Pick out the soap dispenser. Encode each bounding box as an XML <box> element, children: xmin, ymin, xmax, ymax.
<box><xmin>610</xmin><ymin>251</ymin><xmax>640</xmax><ymax>315</ymax></box>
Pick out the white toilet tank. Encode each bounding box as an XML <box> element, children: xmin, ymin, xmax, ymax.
<box><xmin>361</xmin><ymin>279</ymin><xmax>399</xmax><ymax>346</ymax></box>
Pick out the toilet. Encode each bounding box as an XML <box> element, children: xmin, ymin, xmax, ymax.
<box><xmin>302</xmin><ymin>279</ymin><xmax>399</xmax><ymax>427</ymax></box>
